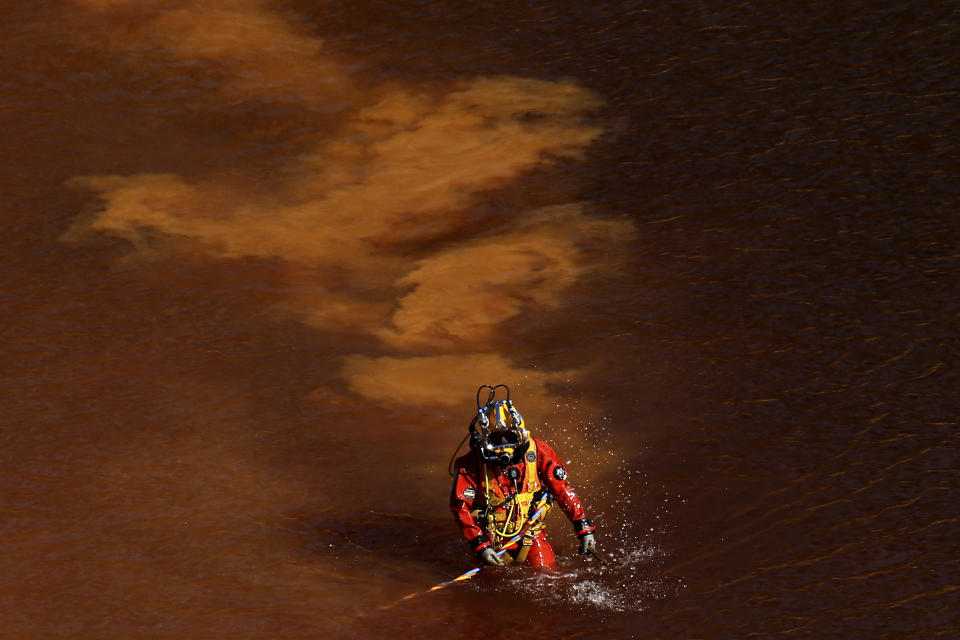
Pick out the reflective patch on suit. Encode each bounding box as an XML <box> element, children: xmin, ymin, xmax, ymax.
<box><xmin>553</xmin><ymin>466</ymin><xmax>567</xmax><ymax>481</ymax></box>
<box><xmin>463</xmin><ymin>487</ymin><xmax>476</xmax><ymax>501</ymax></box>
<box><xmin>526</xmin><ymin>451</ymin><xmax>537</xmax><ymax>462</ymax></box>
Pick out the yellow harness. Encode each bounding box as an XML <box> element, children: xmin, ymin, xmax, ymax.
<box><xmin>480</xmin><ymin>439</ymin><xmax>551</xmax><ymax>551</ymax></box>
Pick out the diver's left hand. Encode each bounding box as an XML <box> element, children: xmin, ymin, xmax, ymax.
<box><xmin>578</xmin><ymin>532</ymin><xmax>596</xmax><ymax>555</ymax></box>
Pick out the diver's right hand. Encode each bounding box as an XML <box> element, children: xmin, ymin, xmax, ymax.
<box><xmin>478</xmin><ymin>548</ymin><xmax>503</xmax><ymax>566</ymax></box>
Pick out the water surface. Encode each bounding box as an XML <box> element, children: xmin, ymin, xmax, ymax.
<box><xmin>2</xmin><ymin>1</ymin><xmax>958</xmax><ymax>638</ymax></box>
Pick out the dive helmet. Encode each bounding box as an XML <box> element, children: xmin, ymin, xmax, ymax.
<box><xmin>469</xmin><ymin>384</ymin><xmax>529</xmax><ymax>466</ymax></box>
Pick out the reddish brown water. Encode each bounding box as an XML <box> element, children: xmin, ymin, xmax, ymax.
<box><xmin>2</xmin><ymin>1</ymin><xmax>958</xmax><ymax>638</ymax></box>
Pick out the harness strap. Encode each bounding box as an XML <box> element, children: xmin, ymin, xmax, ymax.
<box><xmin>481</xmin><ymin>440</ymin><xmax>550</xmax><ymax>546</ymax></box>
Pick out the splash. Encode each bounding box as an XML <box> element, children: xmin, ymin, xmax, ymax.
<box><xmin>64</xmin><ymin>0</ymin><xmax>634</xmax><ymax>408</ymax></box>
<box><xmin>552</xmin><ymin>546</ymin><xmax>662</xmax><ymax>614</ymax></box>
<box><xmin>463</xmin><ymin>544</ymin><xmax>665</xmax><ymax>615</ymax></box>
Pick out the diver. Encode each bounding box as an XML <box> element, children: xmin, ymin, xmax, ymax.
<box><xmin>449</xmin><ymin>384</ymin><xmax>598</xmax><ymax>570</ymax></box>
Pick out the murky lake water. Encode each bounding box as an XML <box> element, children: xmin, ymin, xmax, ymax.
<box><xmin>2</xmin><ymin>1</ymin><xmax>958</xmax><ymax>638</ymax></box>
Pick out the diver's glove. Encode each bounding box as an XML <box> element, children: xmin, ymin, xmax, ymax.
<box><xmin>578</xmin><ymin>532</ymin><xmax>597</xmax><ymax>555</ymax></box>
<box><xmin>574</xmin><ymin>517</ymin><xmax>596</xmax><ymax>554</ymax></box>
<box><xmin>478</xmin><ymin>547</ymin><xmax>503</xmax><ymax>566</ymax></box>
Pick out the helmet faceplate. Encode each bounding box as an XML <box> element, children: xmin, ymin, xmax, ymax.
<box><xmin>472</xmin><ymin>399</ymin><xmax>529</xmax><ymax>466</ymax></box>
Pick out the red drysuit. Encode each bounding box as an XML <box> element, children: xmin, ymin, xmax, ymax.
<box><xmin>450</xmin><ymin>437</ymin><xmax>595</xmax><ymax>570</ymax></box>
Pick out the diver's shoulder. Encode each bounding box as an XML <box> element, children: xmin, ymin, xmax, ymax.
<box><xmin>531</xmin><ymin>436</ymin><xmax>555</xmax><ymax>451</ymax></box>
<box><xmin>453</xmin><ymin>452</ymin><xmax>479</xmax><ymax>474</ymax></box>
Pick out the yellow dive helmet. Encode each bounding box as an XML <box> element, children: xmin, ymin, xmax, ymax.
<box><xmin>469</xmin><ymin>384</ymin><xmax>530</xmax><ymax>466</ymax></box>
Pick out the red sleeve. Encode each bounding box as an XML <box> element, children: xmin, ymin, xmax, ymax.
<box><xmin>535</xmin><ymin>438</ymin><xmax>596</xmax><ymax>536</ymax></box>
<box><xmin>449</xmin><ymin>456</ymin><xmax>491</xmax><ymax>554</ymax></box>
